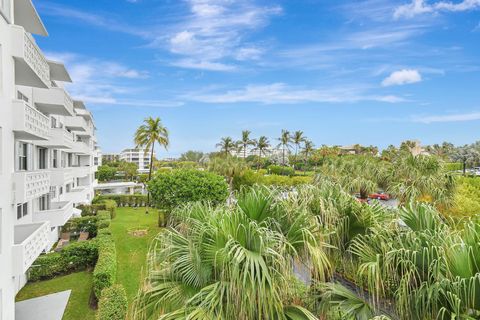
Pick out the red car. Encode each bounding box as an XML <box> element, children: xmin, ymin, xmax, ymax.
<box><xmin>369</xmin><ymin>192</ymin><xmax>390</xmax><ymax>201</ymax></box>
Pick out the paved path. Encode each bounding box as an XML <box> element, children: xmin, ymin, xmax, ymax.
<box><xmin>15</xmin><ymin>290</ymin><xmax>71</xmax><ymax>320</ymax></box>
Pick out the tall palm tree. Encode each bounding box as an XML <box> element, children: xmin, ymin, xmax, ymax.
<box><xmin>277</xmin><ymin>129</ymin><xmax>291</xmax><ymax>165</ymax></box>
<box><xmin>291</xmin><ymin>130</ymin><xmax>306</xmax><ymax>165</ymax></box>
<box><xmin>238</xmin><ymin>130</ymin><xmax>255</xmax><ymax>159</ymax></box>
<box><xmin>255</xmin><ymin>136</ymin><xmax>270</xmax><ymax>157</ymax></box>
<box><xmin>134</xmin><ymin>117</ymin><xmax>169</xmax><ymax>206</ymax></box>
<box><xmin>302</xmin><ymin>140</ymin><xmax>314</xmax><ymax>166</ymax></box>
<box><xmin>216</xmin><ymin>137</ymin><xmax>236</xmax><ymax>156</ymax></box>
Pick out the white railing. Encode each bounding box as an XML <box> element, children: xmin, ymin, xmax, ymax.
<box><xmin>34</xmin><ymin>201</ymin><xmax>73</xmax><ymax>227</ymax></box>
<box><xmin>13</xmin><ymin>100</ymin><xmax>50</xmax><ymax>139</ymax></box>
<box><xmin>14</xmin><ymin>171</ymin><xmax>51</xmax><ymax>203</ymax></box>
<box><xmin>64</xmin><ymin>92</ymin><xmax>74</xmax><ymax>114</ymax></box>
<box><xmin>13</xmin><ymin>222</ymin><xmax>50</xmax><ymax>274</ymax></box>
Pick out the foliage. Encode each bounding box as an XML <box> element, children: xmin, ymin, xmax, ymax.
<box><xmin>94</xmin><ymin>194</ymin><xmax>150</xmax><ymax>207</ymax></box>
<box><xmin>216</xmin><ymin>136</ymin><xmax>237</xmax><ymax>156</ymax></box>
<box><xmin>268</xmin><ymin>164</ymin><xmax>295</xmax><ymax>176</ymax></box>
<box><xmin>133</xmin><ymin>186</ymin><xmax>330</xmax><ymax>319</ymax></box>
<box><xmin>233</xmin><ymin>169</ymin><xmax>312</xmax><ymax>189</ymax></box>
<box><xmin>97</xmin><ymin>284</ymin><xmax>128</xmax><ymax>320</ymax></box>
<box><xmin>62</xmin><ymin>216</ymin><xmax>98</xmax><ymax>236</ymax></box>
<box><xmin>96</xmin><ymin>165</ymin><xmax>117</xmax><ymax>182</ymax></box>
<box><xmin>93</xmin><ymin>234</ymin><xmax>117</xmax><ymax>298</ymax></box>
<box><xmin>208</xmin><ymin>155</ymin><xmax>248</xmax><ymax>189</ymax></box>
<box><xmin>97</xmin><ymin>210</ymin><xmax>112</xmax><ymax>229</ymax></box>
<box><xmin>447</xmin><ymin>176</ymin><xmax>480</xmax><ymax>218</ymax></box>
<box><xmin>118</xmin><ymin>161</ymin><xmax>138</xmax><ymax>181</ymax></box>
<box><xmin>148</xmin><ymin>169</ymin><xmax>229</xmax><ymax>210</ymax></box>
<box><xmin>179</xmin><ymin>150</ymin><xmax>204</xmax><ymax>162</ymax></box>
<box><xmin>28</xmin><ymin>241</ymin><xmax>98</xmax><ymax>281</ymax></box>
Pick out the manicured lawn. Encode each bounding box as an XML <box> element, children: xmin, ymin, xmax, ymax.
<box><xmin>16</xmin><ymin>271</ymin><xmax>95</xmax><ymax>320</ymax></box>
<box><xmin>110</xmin><ymin>207</ymin><xmax>162</xmax><ymax>303</ymax></box>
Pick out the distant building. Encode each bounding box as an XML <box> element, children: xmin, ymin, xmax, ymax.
<box><xmin>230</xmin><ymin>147</ymin><xmax>287</xmax><ymax>159</ymax></box>
<box><xmin>102</xmin><ymin>153</ymin><xmax>120</xmax><ymax>162</ymax></box>
<box><xmin>120</xmin><ymin>148</ymin><xmax>155</xmax><ymax>173</ymax></box>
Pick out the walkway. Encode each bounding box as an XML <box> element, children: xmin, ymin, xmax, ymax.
<box><xmin>15</xmin><ymin>290</ymin><xmax>71</xmax><ymax>320</ymax></box>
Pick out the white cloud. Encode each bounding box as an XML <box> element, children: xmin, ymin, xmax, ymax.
<box><xmin>381</xmin><ymin>69</ymin><xmax>422</xmax><ymax>86</ymax></box>
<box><xmin>184</xmin><ymin>83</ymin><xmax>405</xmax><ymax>104</ymax></box>
<box><xmin>394</xmin><ymin>0</ymin><xmax>480</xmax><ymax>19</ymax></box>
<box><xmin>164</xmin><ymin>0</ymin><xmax>282</xmax><ymax>71</ymax></box>
<box><xmin>413</xmin><ymin>112</ymin><xmax>480</xmax><ymax>123</ymax></box>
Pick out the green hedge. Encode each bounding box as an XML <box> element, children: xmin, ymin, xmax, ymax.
<box><xmin>29</xmin><ymin>240</ymin><xmax>98</xmax><ymax>281</ymax></box>
<box><xmin>79</xmin><ymin>199</ymin><xmax>117</xmax><ymax>218</ymax></box>
<box><xmin>61</xmin><ymin>216</ymin><xmax>98</xmax><ymax>237</ymax></box>
<box><xmin>233</xmin><ymin>170</ymin><xmax>312</xmax><ymax>190</ymax></box>
<box><xmin>93</xmin><ymin>234</ymin><xmax>117</xmax><ymax>298</ymax></box>
<box><xmin>97</xmin><ymin>210</ymin><xmax>111</xmax><ymax>229</ymax></box>
<box><xmin>96</xmin><ymin>284</ymin><xmax>128</xmax><ymax>320</ymax></box>
<box><xmin>268</xmin><ymin>165</ymin><xmax>295</xmax><ymax>176</ymax></box>
<box><xmin>94</xmin><ymin>194</ymin><xmax>150</xmax><ymax>207</ymax></box>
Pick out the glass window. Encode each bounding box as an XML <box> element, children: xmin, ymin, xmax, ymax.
<box><xmin>38</xmin><ymin>147</ymin><xmax>47</xmax><ymax>169</ymax></box>
<box><xmin>18</xmin><ymin>143</ymin><xmax>28</xmax><ymax>171</ymax></box>
<box><xmin>16</xmin><ymin>202</ymin><xmax>28</xmax><ymax>219</ymax></box>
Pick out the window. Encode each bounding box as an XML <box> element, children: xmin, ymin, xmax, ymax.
<box><xmin>52</xmin><ymin>150</ymin><xmax>58</xmax><ymax>168</ymax></box>
<box><xmin>38</xmin><ymin>147</ymin><xmax>47</xmax><ymax>169</ymax></box>
<box><xmin>17</xmin><ymin>142</ymin><xmax>28</xmax><ymax>171</ymax></box>
<box><xmin>17</xmin><ymin>90</ymin><xmax>29</xmax><ymax>102</ymax></box>
<box><xmin>51</xmin><ymin>117</ymin><xmax>57</xmax><ymax>129</ymax></box>
<box><xmin>38</xmin><ymin>194</ymin><xmax>50</xmax><ymax>211</ymax></box>
<box><xmin>16</xmin><ymin>202</ymin><xmax>28</xmax><ymax>219</ymax></box>
<box><xmin>66</xmin><ymin>184</ymin><xmax>71</xmax><ymax>193</ymax></box>
<box><xmin>68</xmin><ymin>153</ymin><xmax>73</xmax><ymax>167</ymax></box>
<box><xmin>50</xmin><ymin>186</ymin><xmax>56</xmax><ymax>198</ymax></box>
<box><xmin>59</xmin><ymin>187</ymin><xmax>63</xmax><ymax>195</ymax></box>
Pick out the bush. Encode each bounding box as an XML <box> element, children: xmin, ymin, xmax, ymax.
<box><xmin>94</xmin><ymin>194</ymin><xmax>149</xmax><ymax>207</ymax></box>
<box><xmin>62</xmin><ymin>216</ymin><xmax>98</xmax><ymax>237</ymax></box>
<box><xmin>93</xmin><ymin>235</ymin><xmax>117</xmax><ymax>298</ymax></box>
<box><xmin>29</xmin><ymin>241</ymin><xmax>98</xmax><ymax>281</ymax></box>
<box><xmin>148</xmin><ymin>169</ymin><xmax>229</xmax><ymax>210</ymax></box>
<box><xmin>447</xmin><ymin>176</ymin><xmax>480</xmax><ymax>218</ymax></box>
<box><xmin>233</xmin><ymin>170</ymin><xmax>312</xmax><ymax>190</ymax></box>
<box><xmin>97</xmin><ymin>210</ymin><xmax>111</xmax><ymax>229</ymax></box>
<box><xmin>268</xmin><ymin>165</ymin><xmax>295</xmax><ymax>176</ymax></box>
<box><xmin>101</xmin><ymin>199</ymin><xmax>117</xmax><ymax>219</ymax></box>
<box><xmin>96</xmin><ymin>285</ymin><xmax>128</xmax><ymax>320</ymax></box>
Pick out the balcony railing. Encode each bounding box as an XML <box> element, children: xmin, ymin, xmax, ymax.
<box><xmin>38</xmin><ymin>127</ymin><xmax>74</xmax><ymax>149</ymax></box>
<box><xmin>13</xmin><ymin>171</ymin><xmax>51</xmax><ymax>203</ymax></box>
<box><xmin>50</xmin><ymin>167</ymin><xmax>74</xmax><ymax>186</ymax></box>
<box><xmin>13</xmin><ymin>222</ymin><xmax>50</xmax><ymax>274</ymax></box>
<box><xmin>11</xmin><ymin>25</ymin><xmax>50</xmax><ymax>88</ymax></box>
<box><xmin>64</xmin><ymin>116</ymin><xmax>88</xmax><ymax>132</ymax></box>
<box><xmin>34</xmin><ymin>201</ymin><xmax>73</xmax><ymax>228</ymax></box>
<box><xmin>32</xmin><ymin>87</ymin><xmax>75</xmax><ymax>116</ymax></box>
<box><xmin>12</xmin><ymin>100</ymin><xmax>50</xmax><ymax>140</ymax></box>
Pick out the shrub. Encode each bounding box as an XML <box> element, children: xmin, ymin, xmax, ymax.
<box><xmin>148</xmin><ymin>169</ymin><xmax>229</xmax><ymax>210</ymax></box>
<box><xmin>233</xmin><ymin>170</ymin><xmax>313</xmax><ymax>190</ymax></box>
<box><xmin>62</xmin><ymin>216</ymin><xmax>98</xmax><ymax>236</ymax></box>
<box><xmin>97</xmin><ymin>228</ymin><xmax>112</xmax><ymax>236</ymax></box>
<box><xmin>101</xmin><ymin>199</ymin><xmax>117</xmax><ymax>219</ymax></box>
<box><xmin>94</xmin><ymin>194</ymin><xmax>149</xmax><ymax>207</ymax></box>
<box><xmin>96</xmin><ymin>210</ymin><xmax>111</xmax><ymax>229</ymax></box>
<box><xmin>28</xmin><ymin>240</ymin><xmax>98</xmax><ymax>281</ymax></box>
<box><xmin>268</xmin><ymin>165</ymin><xmax>295</xmax><ymax>176</ymax></box>
<box><xmin>96</xmin><ymin>285</ymin><xmax>128</xmax><ymax>320</ymax></box>
<box><xmin>93</xmin><ymin>235</ymin><xmax>117</xmax><ymax>298</ymax></box>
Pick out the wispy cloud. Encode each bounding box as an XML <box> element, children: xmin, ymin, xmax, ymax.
<box><xmin>413</xmin><ymin>111</ymin><xmax>480</xmax><ymax>123</ymax></box>
<box><xmin>394</xmin><ymin>0</ymin><xmax>480</xmax><ymax>19</ymax></box>
<box><xmin>161</xmin><ymin>0</ymin><xmax>282</xmax><ymax>71</ymax></box>
<box><xmin>382</xmin><ymin>69</ymin><xmax>422</xmax><ymax>86</ymax></box>
<box><xmin>183</xmin><ymin>83</ymin><xmax>406</xmax><ymax>104</ymax></box>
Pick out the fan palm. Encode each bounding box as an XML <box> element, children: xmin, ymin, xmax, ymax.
<box><xmin>134</xmin><ymin>117</ymin><xmax>169</xmax><ymax>206</ymax></box>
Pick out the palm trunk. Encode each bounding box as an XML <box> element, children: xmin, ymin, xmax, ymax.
<box><xmin>147</xmin><ymin>144</ymin><xmax>155</xmax><ymax>207</ymax></box>
<box><xmin>463</xmin><ymin>161</ymin><xmax>466</xmax><ymax>176</ymax></box>
<box><xmin>282</xmin><ymin>146</ymin><xmax>285</xmax><ymax>165</ymax></box>
<box><xmin>244</xmin><ymin>144</ymin><xmax>246</xmax><ymax>159</ymax></box>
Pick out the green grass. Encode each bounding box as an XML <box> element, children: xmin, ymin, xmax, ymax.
<box><xmin>16</xmin><ymin>271</ymin><xmax>95</xmax><ymax>320</ymax></box>
<box><xmin>110</xmin><ymin>207</ymin><xmax>162</xmax><ymax>303</ymax></box>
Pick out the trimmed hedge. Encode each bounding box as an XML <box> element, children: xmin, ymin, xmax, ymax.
<box><xmin>96</xmin><ymin>285</ymin><xmax>128</xmax><ymax>320</ymax></box>
<box><xmin>267</xmin><ymin>165</ymin><xmax>295</xmax><ymax>176</ymax></box>
<box><xmin>62</xmin><ymin>216</ymin><xmax>98</xmax><ymax>237</ymax></box>
<box><xmin>97</xmin><ymin>210</ymin><xmax>111</xmax><ymax>229</ymax></box>
<box><xmin>93</xmin><ymin>194</ymin><xmax>150</xmax><ymax>207</ymax></box>
<box><xmin>233</xmin><ymin>169</ymin><xmax>312</xmax><ymax>190</ymax></box>
<box><xmin>93</xmin><ymin>234</ymin><xmax>117</xmax><ymax>298</ymax></box>
<box><xmin>79</xmin><ymin>199</ymin><xmax>117</xmax><ymax>218</ymax></box>
<box><xmin>29</xmin><ymin>240</ymin><xmax>98</xmax><ymax>281</ymax></box>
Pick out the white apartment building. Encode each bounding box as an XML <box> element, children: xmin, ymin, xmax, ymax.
<box><xmin>120</xmin><ymin>148</ymin><xmax>155</xmax><ymax>173</ymax></box>
<box><xmin>0</xmin><ymin>1</ymin><xmax>99</xmax><ymax>318</ymax></box>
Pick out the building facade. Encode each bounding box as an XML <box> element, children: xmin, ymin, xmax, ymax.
<box><xmin>120</xmin><ymin>148</ymin><xmax>155</xmax><ymax>173</ymax></box>
<box><xmin>0</xmin><ymin>1</ymin><xmax>99</xmax><ymax>318</ymax></box>
<box><xmin>102</xmin><ymin>153</ymin><xmax>119</xmax><ymax>163</ymax></box>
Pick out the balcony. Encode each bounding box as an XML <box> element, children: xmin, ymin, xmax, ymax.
<box><xmin>13</xmin><ymin>171</ymin><xmax>51</xmax><ymax>203</ymax></box>
<box><xmin>50</xmin><ymin>167</ymin><xmax>73</xmax><ymax>186</ymax></box>
<box><xmin>71</xmin><ymin>165</ymin><xmax>92</xmax><ymax>178</ymax></box>
<box><xmin>34</xmin><ymin>201</ymin><xmax>74</xmax><ymax>228</ymax></box>
<box><xmin>12</xmin><ymin>100</ymin><xmax>50</xmax><ymax>140</ymax></box>
<box><xmin>64</xmin><ymin>116</ymin><xmax>88</xmax><ymax>132</ymax></box>
<box><xmin>32</xmin><ymin>87</ymin><xmax>75</xmax><ymax>116</ymax></box>
<box><xmin>72</xmin><ymin>140</ymin><xmax>92</xmax><ymax>154</ymax></box>
<box><xmin>11</xmin><ymin>25</ymin><xmax>50</xmax><ymax>88</ymax></box>
<box><xmin>38</xmin><ymin>127</ymin><xmax>74</xmax><ymax>149</ymax></box>
<box><xmin>12</xmin><ymin>222</ymin><xmax>50</xmax><ymax>274</ymax></box>
<box><xmin>64</xmin><ymin>186</ymin><xmax>91</xmax><ymax>205</ymax></box>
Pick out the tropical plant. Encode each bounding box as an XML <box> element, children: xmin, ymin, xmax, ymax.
<box><xmin>179</xmin><ymin>150</ymin><xmax>204</xmax><ymax>162</ymax></box>
<box><xmin>133</xmin><ymin>186</ymin><xmax>331</xmax><ymax>320</ymax></box>
<box><xmin>291</xmin><ymin>130</ymin><xmax>306</xmax><ymax>164</ymax></box>
<box><xmin>216</xmin><ymin>136</ymin><xmax>237</xmax><ymax>156</ymax></box>
<box><xmin>277</xmin><ymin>129</ymin><xmax>292</xmax><ymax>165</ymax></box>
<box><xmin>238</xmin><ymin>130</ymin><xmax>256</xmax><ymax>159</ymax></box>
<box><xmin>134</xmin><ymin>117</ymin><xmax>169</xmax><ymax>208</ymax></box>
<box><xmin>450</xmin><ymin>145</ymin><xmax>480</xmax><ymax>175</ymax></box>
<box><xmin>208</xmin><ymin>155</ymin><xmax>247</xmax><ymax>190</ymax></box>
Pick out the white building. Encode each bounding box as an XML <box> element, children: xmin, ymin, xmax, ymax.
<box><xmin>0</xmin><ymin>1</ymin><xmax>99</xmax><ymax>318</ymax></box>
<box><xmin>120</xmin><ymin>148</ymin><xmax>155</xmax><ymax>173</ymax></box>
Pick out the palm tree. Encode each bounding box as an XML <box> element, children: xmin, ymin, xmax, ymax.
<box><xmin>291</xmin><ymin>130</ymin><xmax>306</xmax><ymax>166</ymax></box>
<box><xmin>133</xmin><ymin>186</ymin><xmax>330</xmax><ymax>320</ymax></box>
<box><xmin>450</xmin><ymin>145</ymin><xmax>480</xmax><ymax>175</ymax></box>
<box><xmin>134</xmin><ymin>117</ymin><xmax>169</xmax><ymax>206</ymax></box>
<box><xmin>216</xmin><ymin>137</ymin><xmax>236</xmax><ymax>156</ymax></box>
<box><xmin>277</xmin><ymin>129</ymin><xmax>291</xmax><ymax>165</ymax></box>
<box><xmin>208</xmin><ymin>156</ymin><xmax>247</xmax><ymax>191</ymax></box>
<box><xmin>238</xmin><ymin>130</ymin><xmax>255</xmax><ymax>159</ymax></box>
<box><xmin>302</xmin><ymin>139</ymin><xmax>314</xmax><ymax>162</ymax></box>
<box><xmin>255</xmin><ymin>136</ymin><xmax>270</xmax><ymax>158</ymax></box>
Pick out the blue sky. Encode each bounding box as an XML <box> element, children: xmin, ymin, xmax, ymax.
<box><xmin>34</xmin><ymin>0</ymin><xmax>480</xmax><ymax>156</ymax></box>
